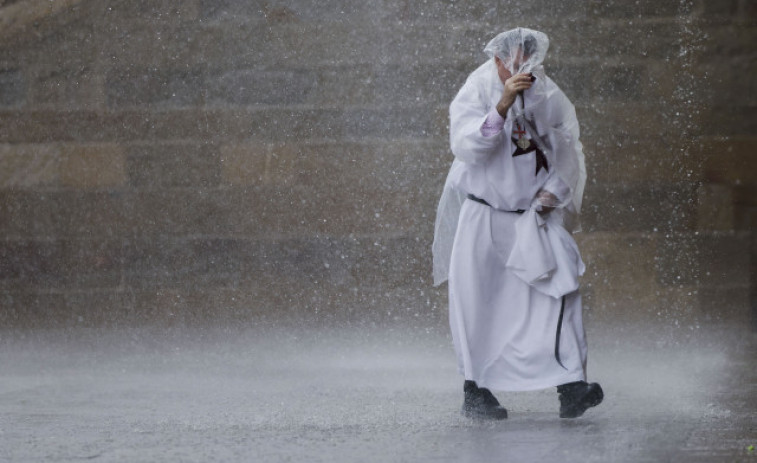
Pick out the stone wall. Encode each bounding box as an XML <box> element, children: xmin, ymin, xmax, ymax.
<box><xmin>0</xmin><ymin>0</ymin><xmax>754</xmax><ymax>331</ymax></box>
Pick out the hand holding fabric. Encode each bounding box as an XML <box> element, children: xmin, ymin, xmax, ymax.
<box><xmin>496</xmin><ymin>73</ymin><xmax>533</xmax><ymax>117</ymax></box>
<box><xmin>534</xmin><ymin>189</ymin><xmax>559</xmax><ymax>214</ymax></box>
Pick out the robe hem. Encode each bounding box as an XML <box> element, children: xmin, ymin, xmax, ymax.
<box><xmin>464</xmin><ymin>371</ymin><xmax>586</xmax><ymax>392</ymax></box>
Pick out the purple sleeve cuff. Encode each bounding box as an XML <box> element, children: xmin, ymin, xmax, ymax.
<box><xmin>480</xmin><ymin>108</ymin><xmax>506</xmax><ymax>137</ymax></box>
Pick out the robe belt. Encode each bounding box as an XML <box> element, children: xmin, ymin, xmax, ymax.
<box><xmin>466</xmin><ymin>194</ymin><xmax>525</xmax><ymax>214</ymax></box>
<box><xmin>555</xmin><ymin>295</ymin><xmax>569</xmax><ymax>371</ymax></box>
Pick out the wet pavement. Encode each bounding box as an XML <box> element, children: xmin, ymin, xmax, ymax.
<box><xmin>0</xmin><ymin>323</ymin><xmax>755</xmax><ymax>462</ymax></box>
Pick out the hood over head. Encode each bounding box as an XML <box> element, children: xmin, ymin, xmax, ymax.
<box><xmin>484</xmin><ymin>27</ymin><xmax>549</xmax><ymax>75</ymax></box>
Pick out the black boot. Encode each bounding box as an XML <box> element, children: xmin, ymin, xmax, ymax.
<box><xmin>462</xmin><ymin>380</ymin><xmax>508</xmax><ymax>420</ymax></box>
<box><xmin>557</xmin><ymin>381</ymin><xmax>604</xmax><ymax>418</ymax></box>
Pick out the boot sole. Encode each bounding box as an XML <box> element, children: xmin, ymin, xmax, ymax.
<box><xmin>462</xmin><ymin>406</ymin><xmax>508</xmax><ymax>420</ymax></box>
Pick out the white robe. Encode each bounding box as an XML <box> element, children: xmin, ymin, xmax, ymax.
<box><xmin>435</xmin><ymin>59</ymin><xmax>589</xmax><ymax>391</ymax></box>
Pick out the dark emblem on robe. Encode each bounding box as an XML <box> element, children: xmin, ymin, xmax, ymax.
<box><xmin>511</xmin><ymin>137</ymin><xmax>549</xmax><ymax>176</ymax></box>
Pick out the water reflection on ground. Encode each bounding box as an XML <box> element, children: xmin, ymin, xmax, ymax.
<box><xmin>0</xmin><ymin>322</ymin><xmax>754</xmax><ymax>462</ymax></box>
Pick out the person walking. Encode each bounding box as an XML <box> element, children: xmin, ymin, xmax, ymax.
<box><xmin>432</xmin><ymin>27</ymin><xmax>603</xmax><ymax>420</ymax></box>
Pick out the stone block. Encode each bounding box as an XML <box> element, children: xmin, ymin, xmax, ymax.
<box><xmin>697</xmin><ymin>183</ymin><xmax>734</xmax><ymax>231</ymax></box>
<box><xmin>207</xmin><ymin>68</ymin><xmax>316</xmax><ymax>106</ymax></box>
<box><xmin>257</xmin><ymin>236</ymin><xmax>359</xmax><ymax>288</ymax></box>
<box><xmin>130</xmin><ymin>287</ymin><xmax>256</xmax><ymax>327</ymax></box>
<box><xmin>340</xmin><ymin>106</ymin><xmax>442</xmax><ymax>139</ymax></box>
<box><xmin>118</xmin><ymin>109</ymin><xmax>250</xmax><ymax>142</ymax></box>
<box><xmin>0</xmin><ymin>240</ymin><xmax>62</xmax><ymax>288</ymax></box>
<box><xmin>550</xmin><ymin>63</ymin><xmax>644</xmax><ymax>102</ymax></box>
<box><xmin>579</xmin><ymin>103</ymin><xmax>671</xmax><ymax>141</ymax></box>
<box><xmin>125</xmin><ymin>278</ymin><xmax>420</xmax><ymax>327</ymax></box>
<box><xmin>15</xmin><ymin>11</ymin><xmax>100</xmax><ymax>78</ymax></box>
<box><xmin>93</xmin><ymin>19</ymin><xmax>204</xmax><ymax>69</ymax></box>
<box><xmin>0</xmin><ymin>109</ymin><xmax>232</xmax><ymax>144</ymax></box>
<box><xmin>0</xmin><ymin>239</ymin><xmax>121</xmax><ymax>290</ymax></box>
<box><xmin>586</xmin><ymin>0</ymin><xmax>682</xmax><ymax>18</ymax></box>
<box><xmin>692</xmin><ymin>60</ymin><xmax>757</xmax><ymax>107</ymax></box>
<box><xmin>29</xmin><ymin>64</ymin><xmax>104</xmax><ymax>109</ymax></box>
<box><xmin>234</xmin><ymin>106</ymin><xmax>445</xmax><ymax>142</ymax></box>
<box><xmin>381</xmin><ymin>0</ymin><xmax>662</xmax><ymax>24</ymax></box>
<box><xmin>371</xmin><ymin>62</ymin><xmax>470</xmax><ymax>107</ymax></box>
<box><xmin>0</xmin><ymin>191</ymin><xmax>67</xmax><ymax>238</ymax></box>
<box><xmin>163</xmin><ymin>286</ymin><xmax>275</xmax><ymax>325</ymax></box>
<box><xmin>123</xmin><ymin>188</ymin><xmax>251</xmax><ymax>237</ymax></box>
<box><xmin>0</xmin><ymin>190</ymin><xmax>129</xmax><ymax>239</ymax></box>
<box><xmin>548</xmin><ymin>19</ymin><xmax>682</xmax><ymax>61</ymax></box>
<box><xmin>59</xmin><ymin>143</ymin><xmax>127</xmax><ymax>189</ymax></box>
<box><xmin>698</xmin><ymin>232</ymin><xmax>751</xmax><ymax>288</ymax></box>
<box><xmin>697</xmin><ymin>137</ymin><xmax>757</xmax><ymax>185</ymax></box>
<box><xmin>548</xmin><ymin>63</ymin><xmax>596</xmax><ymax>101</ymax></box>
<box><xmin>192</xmin><ymin>21</ymin><xmax>377</xmax><ymax>69</ymax></box>
<box><xmin>655</xmin><ymin>232</ymin><xmax>702</xmax><ymax>286</ymax></box>
<box><xmin>597</xmin><ymin>66</ymin><xmax>644</xmax><ymax>100</ymax></box>
<box><xmin>197</xmin><ymin>0</ymin><xmax>279</xmax><ymax>21</ymax></box>
<box><xmin>62</xmin><ymin>290</ymin><xmax>136</xmax><ymax>328</ymax></box>
<box><xmin>3</xmin><ymin>289</ymin><xmax>136</xmax><ymax>330</ymax></box>
<box><xmin>198</xmin><ymin>0</ymin><xmax>385</xmax><ymax>23</ymax></box>
<box><xmin>106</xmin><ymin>68</ymin><xmax>207</xmax><ymax>108</ymax></box>
<box><xmin>733</xmin><ymin>185</ymin><xmax>757</xmax><ymax>207</ymax></box>
<box><xmin>191</xmin><ymin>20</ymin><xmax>469</xmax><ymax>69</ymax></box>
<box><xmin>642</xmin><ymin>60</ymin><xmax>687</xmax><ymax>103</ymax></box>
<box><xmin>305</xmin><ymin>66</ymin><xmax>379</xmax><ymax>107</ymax></box>
<box><xmin>741</xmin><ymin>0</ymin><xmax>757</xmax><ymax>21</ymax></box>
<box><xmin>220</xmin><ymin>139</ymin><xmax>445</xmax><ymax>189</ymax></box>
<box><xmin>381</xmin><ymin>1</ymin><xmax>498</xmax><ymax>27</ymax></box>
<box><xmin>254</xmin><ymin>234</ymin><xmax>429</xmax><ymax>291</ymax></box>
<box><xmin>699</xmin><ymin>24</ymin><xmax>757</xmax><ymax>57</ymax></box>
<box><xmin>126</xmin><ymin>143</ymin><xmax>221</xmax><ymax>189</ymax></box>
<box><xmin>351</xmin><ymin>234</ymin><xmax>430</xmax><ymax>288</ymax></box>
<box><xmin>123</xmin><ymin>237</ymin><xmax>249</xmax><ymax>289</ymax></box>
<box><xmin>0</xmin><ymin>143</ymin><xmax>60</xmax><ymax>188</ymax></box>
<box><xmin>698</xmin><ymin>285</ymin><xmax>751</xmax><ymax>324</ymax></box>
<box><xmin>577</xmin><ymin>232</ymin><xmax>659</xmax><ymax>321</ymax></box>
<box><xmin>581</xmin><ymin>134</ymin><xmax>705</xmax><ymax>185</ymax></box>
<box><xmin>697</xmin><ymin>0</ymin><xmax>740</xmax><ymax>17</ymax></box>
<box><xmin>59</xmin><ymin>190</ymin><xmax>130</xmax><ymax>239</ymax></box>
<box><xmin>0</xmin><ymin>110</ymin><xmax>174</xmax><ymax>143</ymax></box>
<box><xmin>649</xmin><ymin>285</ymin><xmax>702</xmax><ymax>327</ymax></box>
<box><xmin>103</xmin><ymin>0</ymin><xmax>199</xmax><ymax>21</ymax></box>
<box><xmin>57</xmin><ymin>239</ymin><xmax>123</xmax><ymax>289</ymax></box>
<box><xmin>655</xmin><ymin>231</ymin><xmax>751</xmax><ymax>288</ymax></box>
<box><xmin>581</xmin><ymin>182</ymin><xmax>698</xmax><ymax>233</ymax></box>
<box><xmin>0</xmin><ymin>68</ymin><xmax>25</xmax><ymax>106</ymax></box>
<box><xmin>0</xmin><ymin>291</ymin><xmax>66</xmax><ymax>329</ymax></box>
<box><xmin>0</xmin><ymin>110</ymin><xmax>76</xmax><ymax>143</ymax></box>
<box><xmin>732</xmin><ymin>199</ymin><xmax>757</xmax><ymax>232</ymax></box>
<box><xmin>219</xmin><ymin>142</ymin><xmax>268</xmax><ymax>185</ymax></box>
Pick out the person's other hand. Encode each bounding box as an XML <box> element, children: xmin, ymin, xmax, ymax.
<box><xmin>496</xmin><ymin>73</ymin><xmax>533</xmax><ymax>117</ymax></box>
<box><xmin>536</xmin><ymin>189</ymin><xmax>558</xmax><ymax>215</ymax></box>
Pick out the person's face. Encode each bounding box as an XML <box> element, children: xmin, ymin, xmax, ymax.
<box><xmin>494</xmin><ymin>48</ymin><xmax>527</xmax><ymax>84</ymax></box>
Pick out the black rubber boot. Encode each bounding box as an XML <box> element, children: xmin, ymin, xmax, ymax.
<box><xmin>557</xmin><ymin>381</ymin><xmax>604</xmax><ymax>418</ymax></box>
<box><xmin>462</xmin><ymin>380</ymin><xmax>508</xmax><ymax>420</ymax></box>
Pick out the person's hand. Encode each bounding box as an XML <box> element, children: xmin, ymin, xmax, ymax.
<box><xmin>496</xmin><ymin>73</ymin><xmax>533</xmax><ymax>117</ymax></box>
<box><xmin>535</xmin><ymin>190</ymin><xmax>558</xmax><ymax>215</ymax></box>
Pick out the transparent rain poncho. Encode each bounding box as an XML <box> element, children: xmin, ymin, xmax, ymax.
<box><xmin>483</xmin><ymin>27</ymin><xmax>550</xmax><ymax>76</ymax></box>
<box><xmin>432</xmin><ymin>27</ymin><xmax>587</xmax><ymax>286</ymax></box>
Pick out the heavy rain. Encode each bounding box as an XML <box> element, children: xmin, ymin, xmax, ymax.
<box><xmin>0</xmin><ymin>0</ymin><xmax>755</xmax><ymax>462</ymax></box>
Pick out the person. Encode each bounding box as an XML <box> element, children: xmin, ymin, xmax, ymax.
<box><xmin>432</xmin><ymin>27</ymin><xmax>603</xmax><ymax>419</ymax></box>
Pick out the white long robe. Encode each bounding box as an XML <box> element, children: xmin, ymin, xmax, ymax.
<box><xmin>435</xmin><ymin>59</ymin><xmax>589</xmax><ymax>391</ymax></box>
